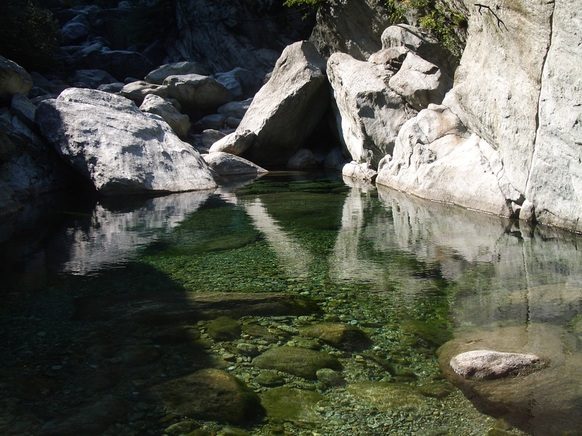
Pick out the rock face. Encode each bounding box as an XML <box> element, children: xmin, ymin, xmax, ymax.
<box><xmin>376</xmin><ymin>105</ymin><xmax>518</xmax><ymax>217</ymax></box>
<box><xmin>170</xmin><ymin>0</ymin><xmax>313</xmax><ymax>75</ymax></box>
<box><xmin>212</xmin><ymin>41</ymin><xmax>329</xmax><ymax>167</ymax></box>
<box><xmin>450</xmin><ymin>350</ymin><xmax>543</xmax><ymax>379</ymax></box>
<box><xmin>327</xmin><ymin>52</ymin><xmax>416</xmax><ymax>168</ymax></box>
<box><xmin>139</xmin><ymin>94</ymin><xmax>191</xmax><ymax>139</ymax></box>
<box><xmin>36</xmin><ymin>88</ymin><xmax>216</xmax><ymax>194</ymax></box>
<box><xmin>440</xmin><ymin>0</ymin><xmax>582</xmax><ymax>231</ymax></box>
<box><xmin>0</xmin><ymin>56</ymin><xmax>33</xmax><ymax>104</ymax></box>
<box><xmin>310</xmin><ymin>0</ymin><xmax>391</xmax><ymax>60</ymax></box>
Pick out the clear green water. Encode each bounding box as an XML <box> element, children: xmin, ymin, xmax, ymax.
<box><xmin>0</xmin><ymin>173</ymin><xmax>581</xmax><ymax>435</ymax></box>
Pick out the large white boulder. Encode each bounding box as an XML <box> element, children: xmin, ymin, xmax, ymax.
<box><xmin>211</xmin><ymin>41</ymin><xmax>328</xmax><ymax>167</ymax></box>
<box><xmin>327</xmin><ymin>52</ymin><xmax>416</xmax><ymax>168</ymax></box>
<box><xmin>36</xmin><ymin>88</ymin><xmax>216</xmax><ymax>194</ymax></box>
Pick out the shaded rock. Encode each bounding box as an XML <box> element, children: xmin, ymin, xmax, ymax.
<box><xmin>75</xmin><ymin>292</ymin><xmax>320</xmax><ymax>324</ymax></box>
<box><xmin>139</xmin><ymin>94</ymin><xmax>191</xmax><ymax>139</ymax></box>
<box><xmin>209</xmin><ymin>130</ymin><xmax>256</xmax><ymax>156</ymax></box>
<box><xmin>310</xmin><ymin>0</ymin><xmax>391</xmax><ymax>60</ymax></box>
<box><xmin>194</xmin><ymin>113</ymin><xmax>226</xmax><ymax>131</ymax></box>
<box><xmin>368</xmin><ymin>46</ymin><xmax>408</xmax><ymax>71</ymax></box>
<box><xmin>163</xmin><ymin>74</ymin><xmax>232</xmax><ymax>113</ymax></box>
<box><xmin>324</xmin><ymin>147</ymin><xmax>347</xmax><ymax>170</ymax></box>
<box><xmin>61</xmin><ymin>20</ymin><xmax>89</xmax><ymax>44</ymax></box>
<box><xmin>152</xmin><ymin>368</ymin><xmax>264</xmax><ymax>424</ymax></box>
<box><xmin>381</xmin><ymin>24</ymin><xmax>455</xmax><ymax>76</ymax></box>
<box><xmin>252</xmin><ymin>346</ymin><xmax>341</xmax><ymax>379</ymax></box>
<box><xmin>97</xmin><ymin>82</ymin><xmax>124</xmax><ymax>93</ymax></box>
<box><xmin>40</xmin><ymin>395</ymin><xmax>127</xmax><ymax>436</ymax></box>
<box><xmin>81</xmin><ymin>49</ymin><xmax>154</xmax><ymax>82</ymax></box>
<box><xmin>207</xmin><ymin>316</ymin><xmax>242</xmax><ymax>342</ymax></box>
<box><xmin>260</xmin><ymin>387</ymin><xmax>323</xmax><ymax>424</ymax></box>
<box><xmin>389</xmin><ymin>52</ymin><xmax>451</xmax><ymax>110</ymax></box>
<box><xmin>376</xmin><ymin>104</ymin><xmax>517</xmax><ymax>217</ymax></box>
<box><xmin>300</xmin><ymin>322</ymin><xmax>371</xmax><ymax>351</ymax></box>
<box><xmin>218</xmin><ymin>98</ymin><xmax>253</xmax><ymax>119</ymax></box>
<box><xmin>36</xmin><ymin>88</ymin><xmax>216</xmax><ymax>194</ymax></box>
<box><xmin>287</xmin><ymin>148</ymin><xmax>317</xmax><ymax>170</ymax></box>
<box><xmin>200</xmin><ymin>129</ymin><xmax>226</xmax><ymax>149</ymax></box>
<box><xmin>316</xmin><ymin>368</ymin><xmax>345</xmax><ymax>387</ymax></box>
<box><xmin>450</xmin><ymin>350</ymin><xmax>543</xmax><ymax>380</ymax></box>
<box><xmin>145</xmin><ymin>61</ymin><xmax>210</xmax><ymax>85</ymax></box>
<box><xmin>11</xmin><ymin>94</ymin><xmax>37</xmax><ymax>129</ymax></box>
<box><xmin>214</xmin><ymin>67</ymin><xmax>258</xmax><ymax>99</ymax></box>
<box><xmin>0</xmin><ymin>56</ymin><xmax>33</xmax><ymax>104</ymax></box>
<box><xmin>203</xmin><ymin>152</ymin><xmax>267</xmax><ymax>177</ymax></box>
<box><xmin>229</xmin><ymin>41</ymin><xmax>329</xmax><ymax>167</ymax></box>
<box><xmin>71</xmin><ymin>69</ymin><xmax>117</xmax><ymax>89</ymax></box>
<box><xmin>342</xmin><ymin>162</ymin><xmax>377</xmax><ymax>182</ymax></box>
<box><xmin>225</xmin><ymin>116</ymin><xmax>241</xmax><ymax>129</ymax></box>
<box><xmin>120</xmin><ymin>80</ymin><xmax>168</xmax><ymax>105</ymax></box>
<box><xmin>327</xmin><ymin>52</ymin><xmax>416</xmax><ymax>168</ymax></box>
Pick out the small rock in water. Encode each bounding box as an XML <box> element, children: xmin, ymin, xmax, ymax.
<box><xmin>450</xmin><ymin>349</ymin><xmax>543</xmax><ymax>379</ymax></box>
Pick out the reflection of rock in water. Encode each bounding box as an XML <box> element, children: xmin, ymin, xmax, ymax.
<box><xmin>243</xmin><ymin>199</ymin><xmax>312</xmax><ymax>279</ymax></box>
<box><xmin>376</xmin><ymin>185</ymin><xmax>582</xmax><ymax>327</ymax></box>
<box><xmin>61</xmin><ymin>190</ymin><xmax>213</xmax><ymax>274</ymax></box>
<box><xmin>330</xmin><ymin>183</ymin><xmax>385</xmax><ymax>287</ymax></box>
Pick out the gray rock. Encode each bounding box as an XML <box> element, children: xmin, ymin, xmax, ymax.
<box><xmin>225</xmin><ymin>116</ymin><xmax>241</xmax><ymax>129</ymax></box>
<box><xmin>145</xmin><ymin>61</ymin><xmax>210</xmax><ymax>85</ymax></box>
<box><xmin>310</xmin><ymin>0</ymin><xmax>392</xmax><ymax>60</ymax></box>
<box><xmin>203</xmin><ymin>152</ymin><xmax>267</xmax><ymax>176</ymax></box>
<box><xmin>209</xmin><ymin>129</ymin><xmax>256</xmax><ymax>156</ymax></box>
<box><xmin>228</xmin><ymin>41</ymin><xmax>329</xmax><ymax>167</ymax></box>
<box><xmin>327</xmin><ymin>52</ymin><xmax>416</xmax><ymax>167</ymax></box>
<box><xmin>97</xmin><ymin>82</ymin><xmax>125</xmax><ymax>93</ymax></box>
<box><xmin>10</xmin><ymin>94</ymin><xmax>36</xmax><ymax>129</ymax></box>
<box><xmin>450</xmin><ymin>349</ymin><xmax>543</xmax><ymax>380</ymax></box>
<box><xmin>163</xmin><ymin>73</ymin><xmax>232</xmax><ymax>113</ymax></box>
<box><xmin>218</xmin><ymin>98</ymin><xmax>253</xmax><ymax>119</ymax></box>
<box><xmin>71</xmin><ymin>69</ymin><xmax>117</xmax><ymax>89</ymax></box>
<box><xmin>36</xmin><ymin>88</ymin><xmax>216</xmax><ymax>194</ymax></box>
<box><xmin>342</xmin><ymin>162</ymin><xmax>377</xmax><ymax>182</ymax></box>
<box><xmin>61</xmin><ymin>20</ymin><xmax>90</xmax><ymax>44</ymax></box>
<box><xmin>0</xmin><ymin>56</ymin><xmax>33</xmax><ymax>104</ymax></box>
<box><xmin>368</xmin><ymin>46</ymin><xmax>408</xmax><ymax>71</ymax></box>
<box><xmin>194</xmin><ymin>113</ymin><xmax>226</xmax><ymax>131</ymax></box>
<box><xmin>389</xmin><ymin>52</ymin><xmax>451</xmax><ymax>110</ymax></box>
<box><xmin>120</xmin><ymin>81</ymin><xmax>168</xmax><ymax>105</ymax></box>
<box><xmin>214</xmin><ymin>67</ymin><xmax>258</xmax><ymax>99</ymax></box>
<box><xmin>80</xmin><ymin>49</ymin><xmax>154</xmax><ymax>81</ymax></box>
<box><xmin>287</xmin><ymin>148</ymin><xmax>318</xmax><ymax>170</ymax></box>
<box><xmin>200</xmin><ymin>129</ymin><xmax>226</xmax><ymax>149</ymax></box>
<box><xmin>376</xmin><ymin>105</ymin><xmax>516</xmax><ymax>217</ymax></box>
<box><xmin>139</xmin><ymin>94</ymin><xmax>191</xmax><ymax>139</ymax></box>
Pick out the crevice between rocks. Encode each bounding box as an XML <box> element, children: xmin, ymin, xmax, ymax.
<box><xmin>525</xmin><ymin>0</ymin><xmax>557</xmax><ymax>194</ymax></box>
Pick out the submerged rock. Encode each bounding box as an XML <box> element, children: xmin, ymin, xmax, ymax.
<box><xmin>450</xmin><ymin>350</ymin><xmax>543</xmax><ymax>379</ymax></box>
<box><xmin>206</xmin><ymin>316</ymin><xmax>241</xmax><ymax>341</ymax></box>
<box><xmin>260</xmin><ymin>387</ymin><xmax>323</xmax><ymax>424</ymax></box>
<box><xmin>300</xmin><ymin>322</ymin><xmax>371</xmax><ymax>351</ymax></box>
<box><xmin>152</xmin><ymin>369</ymin><xmax>264</xmax><ymax>424</ymax></box>
<box><xmin>36</xmin><ymin>88</ymin><xmax>216</xmax><ymax>194</ymax></box>
<box><xmin>253</xmin><ymin>346</ymin><xmax>341</xmax><ymax>379</ymax></box>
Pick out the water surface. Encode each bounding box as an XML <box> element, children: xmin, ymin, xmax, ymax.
<box><xmin>1</xmin><ymin>173</ymin><xmax>580</xmax><ymax>435</ymax></box>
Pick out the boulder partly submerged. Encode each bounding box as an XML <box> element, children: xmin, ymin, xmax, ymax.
<box><xmin>202</xmin><ymin>152</ymin><xmax>267</xmax><ymax>177</ymax></box>
<box><xmin>450</xmin><ymin>349</ymin><xmax>543</xmax><ymax>380</ymax></box>
<box><xmin>36</xmin><ymin>88</ymin><xmax>216</xmax><ymax>194</ymax></box>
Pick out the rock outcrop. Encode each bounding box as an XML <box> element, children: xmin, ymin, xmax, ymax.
<box><xmin>327</xmin><ymin>52</ymin><xmax>416</xmax><ymax>168</ymax></box>
<box><xmin>210</xmin><ymin>41</ymin><xmax>328</xmax><ymax>167</ymax></box>
<box><xmin>36</xmin><ymin>88</ymin><xmax>216</xmax><ymax>194</ymax></box>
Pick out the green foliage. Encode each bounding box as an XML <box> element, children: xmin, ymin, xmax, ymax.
<box><xmin>283</xmin><ymin>0</ymin><xmax>325</xmax><ymax>7</ymax></box>
<box><xmin>0</xmin><ymin>0</ymin><xmax>60</xmax><ymax>71</ymax></box>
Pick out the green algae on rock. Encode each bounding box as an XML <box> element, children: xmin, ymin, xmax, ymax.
<box><xmin>252</xmin><ymin>346</ymin><xmax>341</xmax><ymax>379</ymax></box>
